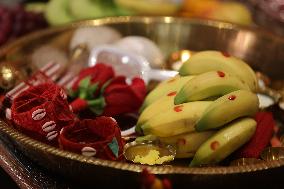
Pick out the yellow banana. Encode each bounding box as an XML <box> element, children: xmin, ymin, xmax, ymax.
<box><xmin>190</xmin><ymin>117</ymin><xmax>256</xmax><ymax>166</ymax></box>
<box><xmin>136</xmin><ymin>131</ymin><xmax>215</xmax><ymax>158</ymax></box>
<box><xmin>140</xmin><ymin>75</ymin><xmax>194</xmax><ymax>111</ymax></box>
<box><xmin>139</xmin><ymin>101</ymin><xmax>212</xmax><ymax>137</ymax></box>
<box><xmin>175</xmin><ymin>70</ymin><xmax>251</xmax><ymax>104</ymax></box>
<box><xmin>160</xmin><ymin>131</ymin><xmax>215</xmax><ymax>158</ymax></box>
<box><xmin>196</xmin><ymin>90</ymin><xmax>259</xmax><ymax>131</ymax></box>
<box><xmin>137</xmin><ymin>93</ymin><xmax>175</xmax><ymax>131</ymax></box>
<box><xmin>179</xmin><ymin>51</ymin><xmax>258</xmax><ymax>92</ymax></box>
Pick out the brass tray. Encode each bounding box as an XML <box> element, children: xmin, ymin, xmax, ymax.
<box><xmin>0</xmin><ymin>17</ymin><xmax>284</xmax><ymax>188</ymax></box>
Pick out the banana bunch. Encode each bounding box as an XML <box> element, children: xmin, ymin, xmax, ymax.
<box><xmin>136</xmin><ymin>50</ymin><xmax>259</xmax><ymax>166</ymax></box>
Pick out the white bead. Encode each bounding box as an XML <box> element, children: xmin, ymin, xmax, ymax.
<box><xmin>46</xmin><ymin>131</ymin><xmax>58</xmax><ymax>141</ymax></box>
<box><xmin>42</xmin><ymin>121</ymin><xmax>56</xmax><ymax>132</ymax></box>
<box><xmin>81</xmin><ymin>147</ymin><xmax>97</xmax><ymax>157</ymax></box>
<box><xmin>5</xmin><ymin>108</ymin><xmax>11</xmax><ymax>120</ymax></box>
<box><xmin>32</xmin><ymin>108</ymin><xmax>46</xmax><ymax>120</ymax></box>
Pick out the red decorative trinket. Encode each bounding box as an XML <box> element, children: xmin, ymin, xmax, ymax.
<box><xmin>59</xmin><ymin>116</ymin><xmax>125</xmax><ymax>161</ymax></box>
<box><xmin>11</xmin><ymin>82</ymin><xmax>75</xmax><ymax>144</ymax></box>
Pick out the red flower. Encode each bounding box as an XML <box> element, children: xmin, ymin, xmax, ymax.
<box><xmin>70</xmin><ymin>76</ymin><xmax>147</xmax><ymax>117</ymax></box>
<box><xmin>59</xmin><ymin>116</ymin><xmax>125</xmax><ymax>161</ymax></box>
<box><xmin>235</xmin><ymin>111</ymin><xmax>274</xmax><ymax>158</ymax></box>
<box><xmin>102</xmin><ymin>76</ymin><xmax>147</xmax><ymax>116</ymax></box>
<box><xmin>71</xmin><ymin>63</ymin><xmax>114</xmax><ymax>98</ymax></box>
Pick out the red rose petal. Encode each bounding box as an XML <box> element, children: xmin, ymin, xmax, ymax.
<box><xmin>235</xmin><ymin>112</ymin><xmax>274</xmax><ymax>158</ymax></box>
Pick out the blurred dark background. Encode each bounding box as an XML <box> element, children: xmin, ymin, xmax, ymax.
<box><xmin>0</xmin><ymin>168</ymin><xmax>19</xmax><ymax>189</ymax></box>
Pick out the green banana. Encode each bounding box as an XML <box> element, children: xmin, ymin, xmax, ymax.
<box><xmin>174</xmin><ymin>71</ymin><xmax>251</xmax><ymax>104</ymax></box>
<box><xmin>45</xmin><ymin>0</ymin><xmax>75</xmax><ymax>25</ymax></box>
<box><xmin>140</xmin><ymin>75</ymin><xmax>194</xmax><ymax>111</ymax></box>
<box><xmin>136</xmin><ymin>93</ymin><xmax>175</xmax><ymax>132</ymax></box>
<box><xmin>196</xmin><ymin>90</ymin><xmax>259</xmax><ymax>131</ymax></box>
<box><xmin>179</xmin><ymin>51</ymin><xmax>258</xmax><ymax>92</ymax></box>
<box><xmin>135</xmin><ymin>135</ymin><xmax>159</xmax><ymax>143</ymax></box>
<box><xmin>190</xmin><ymin>117</ymin><xmax>256</xmax><ymax>166</ymax></box>
<box><xmin>69</xmin><ymin>0</ymin><xmax>115</xmax><ymax>20</ymax></box>
<box><xmin>139</xmin><ymin>101</ymin><xmax>212</xmax><ymax>137</ymax></box>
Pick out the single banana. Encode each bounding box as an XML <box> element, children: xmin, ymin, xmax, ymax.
<box><xmin>140</xmin><ymin>75</ymin><xmax>194</xmax><ymax>111</ymax></box>
<box><xmin>179</xmin><ymin>51</ymin><xmax>258</xmax><ymax>92</ymax></box>
<box><xmin>139</xmin><ymin>101</ymin><xmax>212</xmax><ymax>137</ymax></box>
<box><xmin>196</xmin><ymin>90</ymin><xmax>259</xmax><ymax>131</ymax></box>
<box><xmin>159</xmin><ymin>131</ymin><xmax>215</xmax><ymax>158</ymax></box>
<box><xmin>174</xmin><ymin>71</ymin><xmax>251</xmax><ymax>104</ymax></box>
<box><xmin>136</xmin><ymin>93</ymin><xmax>175</xmax><ymax>131</ymax></box>
<box><xmin>190</xmin><ymin>117</ymin><xmax>256</xmax><ymax>166</ymax></box>
<box><xmin>135</xmin><ymin>131</ymin><xmax>215</xmax><ymax>158</ymax></box>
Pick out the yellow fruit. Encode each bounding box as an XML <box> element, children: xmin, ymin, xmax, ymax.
<box><xmin>137</xmin><ymin>94</ymin><xmax>175</xmax><ymax>129</ymax></box>
<box><xmin>140</xmin><ymin>101</ymin><xmax>212</xmax><ymax>137</ymax></box>
<box><xmin>190</xmin><ymin>118</ymin><xmax>256</xmax><ymax>166</ymax></box>
<box><xmin>196</xmin><ymin>90</ymin><xmax>259</xmax><ymax>131</ymax></box>
<box><xmin>140</xmin><ymin>75</ymin><xmax>194</xmax><ymax>111</ymax></box>
<box><xmin>175</xmin><ymin>71</ymin><xmax>251</xmax><ymax>104</ymax></box>
<box><xmin>208</xmin><ymin>2</ymin><xmax>252</xmax><ymax>25</ymax></box>
<box><xmin>160</xmin><ymin>131</ymin><xmax>215</xmax><ymax>158</ymax></box>
<box><xmin>115</xmin><ymin>0</ymin><xmax>180</xmax><ymax>15</ymax></box>
<box><xmin>182</xmin><ymin>0</ymin><xmax>220</xmax><ymax>17</ymax></box>
<box><xmin>181</xmin><ymin>1</ymin><xmax>252</xmax><ymax>25</ymax></box>
<box><xmin>179</xmin><ymin>51</ymin><xmax>258</xmax><ymax>92</ymax></box>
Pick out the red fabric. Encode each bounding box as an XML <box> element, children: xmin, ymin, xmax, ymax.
<box><xmin>71</xmin><ymin>63</ymin><xmax>114</xmax><ymax>94</ymax></box>
<box><xmin>59</xmin><ymin>116</ymin><xmax>125</xmax><ymax>161</ymax></box>
<box><xmin>102</xmin><ymin>76</ymin><xmax>147</xmax><ymax>116</ymax></box>
<box><xmin>235</xmin><ymin>112</ymin><xmax>274</xmax><ymax>158</ymax></box>
<box><xmin>11</xmin><ymin>82</ymin><xmax>75</xmax><ymax>144</ymax></box>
